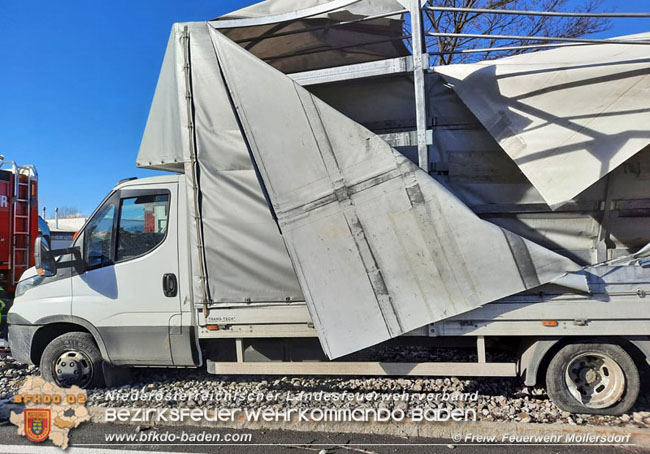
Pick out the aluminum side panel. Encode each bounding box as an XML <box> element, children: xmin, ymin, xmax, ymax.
<box><xmin>210</xmin><ymin>29</ymin><xmax>581</xmax><ymax>359</ymax></box>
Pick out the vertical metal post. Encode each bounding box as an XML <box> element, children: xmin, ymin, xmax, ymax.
<box><xmin>477</xmin><ymin>336</ymin><xmax>486</xmax><ymax>363</ymax></box>
<box><xmin>235</xmin><ymin>339</ymin><xmax>244</xmax><ymax>363</ymax></box>
<box><xmin>410</xmin><ymin>0</ymin><xmax>429</xmax><ymax>171</ymax></box>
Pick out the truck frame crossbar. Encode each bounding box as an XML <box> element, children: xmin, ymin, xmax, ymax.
<box><xmin>206</xmin><ymin>336</ymin><xmax>518</xmax><ymax>377</ymax></box>
<box><xmin>207</xmin><ymin>361</ymin><xmax>517</xmax><ymax>377</ymax></box>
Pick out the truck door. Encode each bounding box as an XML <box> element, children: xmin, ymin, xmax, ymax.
<box><xmin>71</xmin><ymin>182</ymin><xmax>183</xmax><ymax>366</ymax></box>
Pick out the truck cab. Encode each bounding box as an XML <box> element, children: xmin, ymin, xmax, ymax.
<box><xmin>8</xmin><ymin>175</ymin><xmax>199</xmax><ymax>387</ymax></box>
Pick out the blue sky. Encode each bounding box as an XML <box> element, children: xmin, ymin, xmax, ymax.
<box><xmin>1</xmin><ymin>0</ymin><xmax>648</xmax><ymax>217</ymax></box>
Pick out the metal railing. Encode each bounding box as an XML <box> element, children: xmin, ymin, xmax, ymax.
<box><xmin>212</xmin><ymin>0</ymin><xmax>650</xmax><ymax>171</ymax></box>
<box><xmin>426</xmin><ymin>32</ymin><xmax>650</xmax><ymax>47</ymax></box>
<box><xmin>426</xmin><ymin>6</ymin><xmax>650</xmax><ymax>19</ymax></box>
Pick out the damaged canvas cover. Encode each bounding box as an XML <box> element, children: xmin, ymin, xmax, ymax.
<box><xmin>207</xmin><ymin>28</ymin><xmax>581</xmax><ymax>358</ymax></box>
<box><xmin>210</xmin><ymin>0</ymin><xmax>409</xmax><ymax>73</ymax></box>
<box><xmin>435</xmin><ymin>34</ymin><xmax>650</xmax><ymax>208</ymax></box>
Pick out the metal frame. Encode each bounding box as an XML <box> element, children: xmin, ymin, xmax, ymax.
<box><xmin>427</xmin><ymin>32</ymin><xmax>650</xmax><ymax>46</ymax></box>
<box><xmin>198</xmin><ymin>260</ymin><xmax>650</xmax><ymax>343</ymax></box>
<box><xmin>206</xmin><ymin>334</ymin><xmax>514</xmax><ymax>377</ymax></box>
<box><xmin>277</xmin><ymin>2</ymin><xmax>650</xmax><ymax>172</ymax></box>
<box><xmin>208</xmin><ymin>359</ymin><xmax>517</xmax><ymax>377</ymax></box>
<box><xmin>409</xmin><ymin>0</ymin><xmax>429</xmax><ymax>170</ymax></box>
<box><xmin>289</xmin><ymin>55</ymin><xmax>414</xmax><ymax>86</ymax></box>
<box><xmin>198</xmin><ymin>288</ymin><xmax>650</xmax><ymax>339</ymax></box>
<box><xmin>426</xmin><ymin>6</ymin><xmax>650</xmax><ymax>19</ymax></box>
<box><xmin>280</xmin><ymin>3</ymin><xmax>431</xmax><ymax>170</ymax></box>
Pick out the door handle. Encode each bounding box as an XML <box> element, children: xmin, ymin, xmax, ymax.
<box><xmin>163</xmin><ymin>273</ymin><xmax>178</xmax><ymax>297</ymax></box>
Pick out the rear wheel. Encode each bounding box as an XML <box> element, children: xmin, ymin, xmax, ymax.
<box><xmin>546</xmin><ymin>342</ymin><xmax>639</xmax><ymax>415</ymax></box>
<box><xmin>40</xmin><ymin>332</ymin><xmax>105</xmax><ymax>389</ymax></box>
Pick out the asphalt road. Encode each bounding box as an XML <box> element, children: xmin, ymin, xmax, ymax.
<box><xmin>0</xmin><ymin>422</ymin><xmax>647</xmax><ymax>454</ymax></box>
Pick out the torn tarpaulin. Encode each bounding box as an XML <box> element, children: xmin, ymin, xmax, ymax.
<box><xmin>207</xmin><ymin>27</ymin><xmax>582</xmax><ymax>358</ymax></box>
<box><xmin>435</xmin><ymin>34</ymin><xmax>650</xmax><ymax>209</ymax></box>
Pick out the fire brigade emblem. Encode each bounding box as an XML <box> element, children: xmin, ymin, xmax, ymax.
<box><xmin>11</xmin><ymin>377</ymin><xmax>90</xmax><ymax>449</ymax></box>
<box><xmin>24</xmin><ymin>409</ymin><xmax>51</xmax><ymax>442</ymax></box>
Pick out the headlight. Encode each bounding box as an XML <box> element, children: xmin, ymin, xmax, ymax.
<box><xmin>15</xmin><ymin>275</ymin><xmax>44</xmax><ymax>298</ymax></box>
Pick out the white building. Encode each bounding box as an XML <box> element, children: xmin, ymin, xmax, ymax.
<box><xmin>45</xmin><ymin>217</ymin><xmax>87</xmax><ymax>249</ymax></box>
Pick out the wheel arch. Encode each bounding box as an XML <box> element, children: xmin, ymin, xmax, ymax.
<box><xmin>519</xmin><ymin>336</ymin><xmax>650</xmax><ymax>387</ymax></box>
<box><xmin>32</xmin><ymin>316</ymin><xmax>111</xmax><ymax>365</ymax></box>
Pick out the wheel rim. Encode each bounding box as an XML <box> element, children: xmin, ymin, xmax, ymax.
<box><xmin>53</xmin><ymin>350</ymin><xmax>93</xmax><ymax>388</ymax></box>
<box><xmin>564</xmin><ymin>351</ymin><xmax>625</xmax><ymax>409</ymax></box>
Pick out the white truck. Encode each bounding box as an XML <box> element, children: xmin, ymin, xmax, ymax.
<box><xmin>8</xmin><ymin>0</ymin><xmax>650</xmax><ymax>416</ymax></box>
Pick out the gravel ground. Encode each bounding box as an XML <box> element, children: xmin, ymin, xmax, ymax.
<box><xmin>2</xmin><ymin>347</ymin><xmax>649</xmax><ymax>429</ymax></box>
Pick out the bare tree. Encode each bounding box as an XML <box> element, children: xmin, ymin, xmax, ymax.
<box><xmin>414</xmin><ymin>0</ymin><xmax>611</xmax><ymax>65</ymax></box>
<box><xmin>54</xmin><ymin>206</ymin><xmax>84</xmax><ymax>219</ymax></box>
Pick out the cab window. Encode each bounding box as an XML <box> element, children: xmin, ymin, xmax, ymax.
<box><xmin>116</xmin><ymin>194</ymin><xmax>169</xmax><ymax>262</ymax></box>
<box><xmin>84</xmin><ymin>202</ymin><xmax>116</xmax><ymax>268</ymax></box>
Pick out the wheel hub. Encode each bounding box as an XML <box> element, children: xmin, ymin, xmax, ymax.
<box><xmin>54</xmin><ymin>350</ymin><xmax>93</xmax><ymax>388</ymax></box>
<box><xmin>565</xmin><ymin>352</ymin><xmax>625</xmax><ymax>409</ymax></box>
<box><xmin>580</xmin><ymin>368</ymin><xmax>600</xmax><ymax>385</ymax></box>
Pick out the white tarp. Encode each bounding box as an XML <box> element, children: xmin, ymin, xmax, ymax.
<box><xmin>435</xmin><ymin>35</ymin><xmax>650</xmax><ymax>208</ymax></box>
<box><xmin>138</xmin><ymin>30</ymin><xmax>187</xmax><ymax>173</ymax></box>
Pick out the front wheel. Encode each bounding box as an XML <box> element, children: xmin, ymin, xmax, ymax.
<box><xmin>40</xmin><ymin>332</ymin><xmax>105</xmax><ymax>389</ymax></box>
<box><xmin>546</xmin><ymin>342</ymin><xmax>639</xmax><ymax>415</ymax></box>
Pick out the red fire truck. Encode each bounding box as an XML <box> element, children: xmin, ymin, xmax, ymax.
<box><xmin>0</xmin><ymin>158</ymin><xmax>38</xmax><ymax>294</ymax></box>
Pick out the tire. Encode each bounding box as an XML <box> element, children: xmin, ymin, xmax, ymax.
<box><xmin>546</xmin><ymin>342</ymin><xmax>639</xmax><ymax>415</ymax></box>
<box><xmin>40</xmin><ymin>332</ymin><xmax>105</xmax><ymax>389</ymax></box>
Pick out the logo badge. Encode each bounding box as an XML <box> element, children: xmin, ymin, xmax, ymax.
<box><xmin>24</xmin><ymin>409</ymin><xmax>51</xmax><ymax>443</ymax></box>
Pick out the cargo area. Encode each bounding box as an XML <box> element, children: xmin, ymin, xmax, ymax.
<box><xmin>135</xmin><ymin>0</ymin><xmax>650</xmax><ymax>359</ymax></box>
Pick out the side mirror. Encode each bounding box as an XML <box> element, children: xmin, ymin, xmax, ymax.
<box><xmin>34</xmin><ymin>236</ymin><xmax>56</xmax><ymax>277</ymax></box>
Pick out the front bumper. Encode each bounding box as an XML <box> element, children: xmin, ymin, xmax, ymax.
<box><xmin>7</xmin><ymin>324</ymin><xmax>39</xmax><ymax>365</ymax></box>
